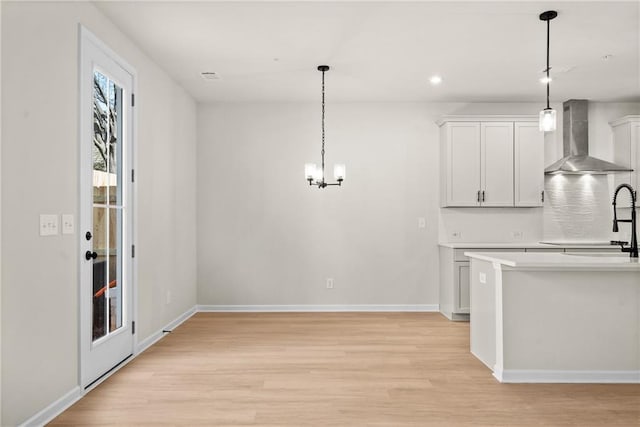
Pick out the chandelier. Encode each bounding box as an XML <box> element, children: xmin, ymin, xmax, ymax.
<box><xmin>305</xmin><ymin>65</ymin><xmax>345</xmax><ymax>188</ymax></box>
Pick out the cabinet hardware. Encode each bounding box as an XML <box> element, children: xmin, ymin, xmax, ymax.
<box><xmin>482</xmin><ymin>191</ymin><xmax>485</xmax><ymax>202</ymax></box>
<box><xmin>541</xmin><ymin>190</ymin><xmax>545</xmax><ymax>202</ymax></box>
<box><xmin>477</xmin><ymin>190</ymin><xmax>481</xmax><ymax>202</ymax></box>
<box><xmin>85</xmin><ymin>251</ymin><xmax>97</xmax><ymax>260</ymax></box>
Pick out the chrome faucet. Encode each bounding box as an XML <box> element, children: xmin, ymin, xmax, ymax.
<box><xmin>611</xmin><ymin>183</ymin><xmax>638</xmax><ymax>258</ymax></box>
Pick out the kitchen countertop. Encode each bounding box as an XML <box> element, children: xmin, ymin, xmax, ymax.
<box><xmin>439</xmin><ymin>241</ymin><xmax>615</xmax><ymax>249</ymax></box>
<box><xmin>464</xmin><ymin>251</ymin><xmax>640</xmax><ymax>270</ymax></box>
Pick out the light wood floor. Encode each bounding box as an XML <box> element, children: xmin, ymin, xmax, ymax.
<box><xmin>51</xmin><ymin>312</ymin><xmax>640</xmax><ymax>426</ymax></box>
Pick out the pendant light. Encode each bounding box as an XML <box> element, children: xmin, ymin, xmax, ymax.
<box><xmin>539</xmin><ymin>10</ymin><xmax>558</xmax><ymax>132</ymax></box>
<box><xmin>305</xmin><ymin>65</ymin><xmax>345</xmax><ymax>188</ymax></box>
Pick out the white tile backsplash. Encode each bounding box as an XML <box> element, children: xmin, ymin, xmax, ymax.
<box><xmin>543</xmin><ymin>174</ymin><xmax>614</xmax><ymax>241</ymax></box>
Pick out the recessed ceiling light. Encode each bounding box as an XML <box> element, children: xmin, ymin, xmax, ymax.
<box><xmin>540</xmin><ymin>76</ymin><xmax>552</xmax><ymax>84</ymax></box>
<box><xmin>602</xmin><ymin>54</ymin><xmax>613</xmax><ymax>61</ymax></box>
<box><xmin>200</xmin><ymin>71</ymin><xmax>220</xmax><ymax>81</ymax></box>
<box><xmin>429</xmin><ymin>75</ymin><xmax>442</xmax><ymax>85</ymax></box>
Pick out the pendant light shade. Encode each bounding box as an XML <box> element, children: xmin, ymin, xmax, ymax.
<box><xmin>305</xmin><ymin>65</ymin><xmax>345</xmax><ymax>189</ymax></box>
<box><xmin>539</xmin><ymin>108</ymin><xmax>556</xmax><ymax>132</ymax></box>
<box><xmin>539</xmin><ymin>10</ymin><xmax>557</xmax><ymax>132</ymax></box>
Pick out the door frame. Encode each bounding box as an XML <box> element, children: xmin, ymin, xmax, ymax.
<box><xmin>78</xmin><ymin>25</ymin><xmax>138</xmax><ymax>390</ymax></box>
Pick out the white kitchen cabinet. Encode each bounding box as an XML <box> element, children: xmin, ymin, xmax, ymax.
<box><xmin>611</xmin><ymin>115</ymin><xmax>640</xmax><ymax>192</ymax></box>
<box><xmin>439</xmin><ymin>116</ymin><xmax>544</xmax><ymax>208</ymax></box>
<box><xmin>440</xmin><ymin>122</ymin><xmax>481</xmax><ymax>206</ymax></box>
<box><xmin>456</xmin><ymin>263</ymin><xmax>471</xmax><ymax>313</ymax></box>
<box><xmin>439</xmin><ymin>247</ymin><xmax>524</xmax><ymax>321</ymax></box>
<box><xmin>481</xmin><ymin>122</ymin><xmax>514</xmax><ymax>206</ymax></box>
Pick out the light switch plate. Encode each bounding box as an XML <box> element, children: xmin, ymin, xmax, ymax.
<box><xmin>418</xmin><ymin>217</ymin><xmax>426</xmax><ymax>229</ymax></box>
<box><xmin>62</xmin><ymin>214</ymin><xmax>74</xmax><ymax>234</ymax></box>
<box><xmin>40</xmin><ymin>214</ymin><xmax>59</xmax><ymax>236</ymax></box>
<box><xmin>479</xmin><ymin>272</ymin><xmax>487</xmax><ymax>284</ymax></box>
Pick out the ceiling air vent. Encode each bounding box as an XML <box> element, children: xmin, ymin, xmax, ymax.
<box><xmin>200</xmin><ymin>72</ymin><xmax>220</xmax><ymax>81</ymax></box>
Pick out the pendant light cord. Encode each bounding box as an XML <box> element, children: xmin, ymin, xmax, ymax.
<box><xmin>546</xmin><ymin>17</ymin><xmax>550</xmax><ymax>109</ymax></box>
<box><xmin>321</xmin><ymin>69</ymin><xmax>326</xmax><ymax>181</ymax></box>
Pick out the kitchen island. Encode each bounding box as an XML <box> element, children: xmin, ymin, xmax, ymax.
<box><xmin>465</xmin><ymin>251</ymin><xmax>640</xmax><ymax>383</ymax></box>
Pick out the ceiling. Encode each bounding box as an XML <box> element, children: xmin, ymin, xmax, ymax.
<box><xmin>94</xmin><ymin>1</ymin><xmax>640</xmax><ymax>103</ymax></box>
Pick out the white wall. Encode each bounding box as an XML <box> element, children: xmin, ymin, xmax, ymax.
<box><xmin>197</xmin><ymin>103</ymin><xmax>443</xmax><ymax>306</ymax></box>
<box><xmin>1</xmin><ymin>2</ymin><xmax>197</xmax><ymax>425</ymax></box>
<box><xmin>197</xmin><ymin>101</ymin><xmax>638</xmax><ymax>307</ymax></box>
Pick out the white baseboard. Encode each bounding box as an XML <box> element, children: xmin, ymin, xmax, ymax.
<box><xmin>494</xmin><ymin>368</ymin><xmax>640</xmax><ymax>383</ymax></box>
<box><xmin>196</xmin><ymin>304</ymin><xmax>439</xmax><ymax>312</ymax></box>
<box><xmin>136</xmin><ymin>306</ymin><xmax>197</xmax><ymax>354</ymax></box>
<box><xmin>18</xmin><ymin>386</ymin><xmax>82</xmax><ymax>427</ymax></box>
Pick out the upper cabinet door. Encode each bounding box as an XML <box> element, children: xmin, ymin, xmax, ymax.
<box><xmin>514</xmin><ymin>122</ymin><xmax>545</xmax><ymax>207</ymax></box>
<box><xmin>481</xmin><ymin>122</ymin><xmax>514</xmax><ymax>207</ymax></box>
<box><xmin>443</xmin><ymin>122</ymin><xmax>481</xmax><ymax>206</ymax></box>
<box><xmin>611</xmin><ymin>116</ymin><xmax>640</xmax><ymax>199</ymax></box>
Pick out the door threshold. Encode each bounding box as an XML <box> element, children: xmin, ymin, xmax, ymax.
<box><xmin>84</xmin><ymin>354</ymin><xmax>132</xmax><ymax>391</ymax></box>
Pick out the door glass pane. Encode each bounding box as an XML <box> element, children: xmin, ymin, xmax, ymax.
<box><xmin>92</xmin><ymin>70</ymin><xmax>125</xmax><ymax>343</ymax></box>
<box><xmin>108</xmin><ymin>80</ymin><xmax>123</xmax><ymax>206</ymax></box>
<box><xmin>108</xmin><ymin>208</ymin><xmax>123</xmax><ymax>332</ymax></box>
<box><xmin>93</xmin><ymin>71</ymin><xmax>109</xmax><ymax>205</ymax></box>
<box><xmin>92</xmin><ymin>207</ymin><xmax>108</xmax><ymax>341</ymax></box>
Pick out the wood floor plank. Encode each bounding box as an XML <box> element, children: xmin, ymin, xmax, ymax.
<box><xmin>50</xmin><ymin>313</ymin><xmax>640</xmax><ymax>426</ymax></box>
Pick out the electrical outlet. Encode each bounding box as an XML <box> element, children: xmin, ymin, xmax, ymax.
<box><xmin>418</xmin><ymin>217</ymin><xmax>426</xmax><ymax>229</ymax></box>
<box><xmin>39</xmin><ymin>214</ymin><xmax>59</xmax><ymax>236</ymax></box>
<box><xmin>511</xmin><ymin>231</ymin><xmax>523</xmax><ymax>240</ymax></box>
<box><xmin>326</xmin><ymin>278</ymin><xmax>334</xmax><ymax>289</ymax></box>
<box><xmin>451</xmin><ymin>231</ymin><xmax>462</xmax><ymax>240</ymax></box>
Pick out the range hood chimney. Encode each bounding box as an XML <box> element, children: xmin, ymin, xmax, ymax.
<box><xmin>544</xmin><ymin>99</ymin><xmax>633</xmax><ymax>174</ymax></box>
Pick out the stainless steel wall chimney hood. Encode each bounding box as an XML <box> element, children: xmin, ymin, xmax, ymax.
<box><xmin>544</xmin><ymin>100</ymin><xmax>633</xmax><ymax>174</ymax></box>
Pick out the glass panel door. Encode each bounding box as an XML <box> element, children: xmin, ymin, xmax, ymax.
<box><xmin>81</xmin><ymin>27</ymin><xmax>134</xmax><ymax>389</ymax></box>
<box><xmin>92</xmin><ymin>70</ymin><xmax>125</xmax><ymax>342</ymax></box>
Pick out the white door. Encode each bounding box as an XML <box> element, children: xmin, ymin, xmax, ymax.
<box><xmin>514</xmin><ymin>122</ymin><xmax>544</xmax><ymax>207</ymax></box>
<box><xmin>445</xmin><ymin>122</ymin><xmax>481</xmax><ymax>206</ymax></box>
<box><xmin>79</xmin><ymin>28</ymin><xmax>135</xmax><ymax>388</ymax></box>
<box><xmin>481</xmin><ymin>122</ymin><xmax>514</xmax><ymax>207</ymax></box>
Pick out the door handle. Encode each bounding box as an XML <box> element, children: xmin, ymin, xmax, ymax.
<box><xmin>85</xmin><ymin>251</ymin><xmax>98</xmax><ymax>260</ymax></box>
